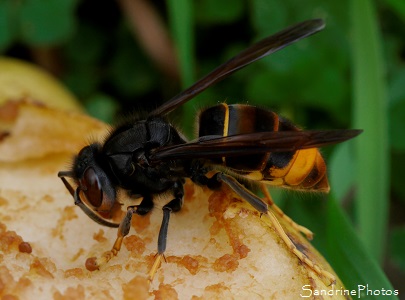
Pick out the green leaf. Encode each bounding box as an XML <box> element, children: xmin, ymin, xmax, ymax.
<box><xmin>19</xmin><ymin>0</ymin><xmax>78</xmax><ymax>46</ymax></box>
<box><xmin>351</xmin><ymin>0</ymin><xmax>390</xmax><ymax>263</ymax></box>
<box><xmin>329</xmin><ymin>141</ymin><xmax>356</xmax><ymax>203</ymax></box>
<box><xmin>167</xmin><ymin>0</ymin><xmax>195</xmax><ymax>138</ymax></box>
<box><xmin>326</xmin><ymin>196</ymin><xmax>399</xmax><ymax>300</ymax></box>
<box><xmin>167</xmin><ymin>0</ymin><xmax>195</xmax><ymax>89</ymax></box>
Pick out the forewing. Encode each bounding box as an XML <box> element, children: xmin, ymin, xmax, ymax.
<box><xmin>150</xmin><ymin>129</ymin><xmax>362</xmax><ymax>161</ymax></box>
<box><xmin>150</xmin><ymin>19</ymin><xmax>325</xmax><ymax>116</ymax></box>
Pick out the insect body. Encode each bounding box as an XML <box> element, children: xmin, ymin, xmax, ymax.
<box><xmin>198</xmin><ymin>103</ymin><xmax>330</xmax><ymax>191</ymax></box>
<box><xmin>58</xmin><ymin>19</ymin><xmax>361</xmax><ymax>285</ymax></box>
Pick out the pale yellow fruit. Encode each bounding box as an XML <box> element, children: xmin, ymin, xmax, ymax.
<box><xmin>0</xmin><ymin>57</ymin><xmax>81</xmax><ymax>111</ymax></box>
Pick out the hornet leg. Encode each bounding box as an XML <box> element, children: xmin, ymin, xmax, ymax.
<box><xmin>211</xmin><ymin>172</ymin><xmax>336</xmax><ymax>286</ymax></box>
<box><xmin>260</xmin><ymin>183</ymin><xmax>313</xmax><ymax>239</ymax></box>
<box><xmin>148</xmin><ymin>181</ymin><xmax>184</xmax><ymax>282</ymax></box>
<box><xmin>85</xmin><ymin>196</ymin><xmax>154</xmax><ymax>271</ymax></box>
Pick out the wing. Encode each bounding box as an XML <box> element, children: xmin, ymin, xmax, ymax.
<box><xmin>150</xmin><ymin>19</ymin><xmax>325</xmax><ymax>117</ymax></box>
<box><xmin>150</xmin><ymin>129</ymin><xmax>362</xmax><ymax>161</ymax></box>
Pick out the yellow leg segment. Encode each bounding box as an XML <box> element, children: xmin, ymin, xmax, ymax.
<box><xmin>260</xmin><ymin>184</ymin><xmax>314</xmax><ymax>240</ymax></box>
<box><xmin>85</xmin><ymin>235</ymin><xmax>124</xmax><ymax>271</ymax></box>
<box><xmin>262</xmin><ymin>209</ymin><xmax>336</xmax><ymax>286</ymax></box>
<box><xmin>148</xmin><ymin>254</ymin><xmax>165</xmax><ymax>282</ymax></box>
<box><xmin>85</xmin><ymin>207</ymin><xmax>136</xmax><ymax>271</ymax></box>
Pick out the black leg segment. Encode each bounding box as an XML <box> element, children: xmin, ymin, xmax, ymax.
<box><xmin>136</xmin><ymin>195</ymin><xmax>154</xmax><ymax>215</ymax></box>
<box><xmin>157</xmin><ymin>181</ymin><xmax>184</xmax><ymax>254</ymax></box>
<box><xmin>215</xmin><ymin>172</ymin><xmax>268</xmax><ymax>213</ymax></box>
<box><xmin>158</xmin><ymin>208</ymin><xmax>171</xmax><ymax>254</ymax></box>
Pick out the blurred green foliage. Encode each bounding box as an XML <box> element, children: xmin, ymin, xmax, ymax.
<box><xmin>0</xmin><ymin>0</ymin><xmax>78</xmax><ymax>48</ymax></box>
<box><xmin>1</xmin><ymin>0</ymin><xmax>404</xmax><ymax>297</ymax></box>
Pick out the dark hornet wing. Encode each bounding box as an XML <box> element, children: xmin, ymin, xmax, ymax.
<box><xmin>149</xmin><ymin>129</ymin><xmax>363</xmax><ymax>161</ymax></box>
<box><xmin>149</xmin><ymin>19</ymin><xmax>325</xmax><ymax>117</ymax></box>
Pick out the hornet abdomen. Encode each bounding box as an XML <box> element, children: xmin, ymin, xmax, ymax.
<box><xmin>198</xmin><ymin>104</ymin><xmax>329</xmax><ymax>191</ymax></box>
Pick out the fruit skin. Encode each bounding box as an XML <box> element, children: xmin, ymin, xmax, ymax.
<box><xmin>0</xmin><ymin>57</ymin><xmax>81</xmax><ymax>111</ymax></box>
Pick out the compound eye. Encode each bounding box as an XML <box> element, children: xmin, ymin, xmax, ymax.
<box><xmin>80</xmin><ymin>167</ymin><xmax>103</xmax><ymax>208</ymax></box>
